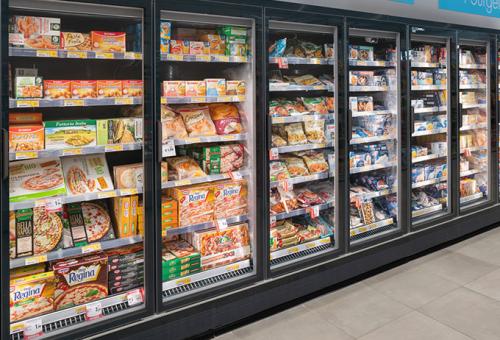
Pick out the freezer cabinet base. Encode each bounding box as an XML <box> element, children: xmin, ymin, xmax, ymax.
<box><xmin>96</xmin><ymin>205</ymin><xmax>500</xmax><ymax>340</ymax></box>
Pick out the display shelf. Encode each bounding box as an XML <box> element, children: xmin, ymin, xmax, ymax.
<box><xmin>461</xmin><ymin>145</ymin><xmax>487</xmax><ymax>153</ymax></box>
<box><xmin>349</xmin><ymin>85</ymin><xmax>389</xmax><ymax>92</ymax></box>
<box><xmin>349</xmin><ymin>60</ymin><xmax>396</xmax><ymax>67</ymax></box>
<box><xmin>350</xmin><ymin>187</ymin><xmax>397</xmax><ymax>200</ymax></box>
<box><xmin>411</xmin><ymin>85</ymin><xmax>447</xmax><ymax>91</ymax></box>
<box><xmin>164</xmin><ymin>215</ymin><xmax>249</xmax><ymax>237</ymax></box>
<box><xmin>9</xmin><ymin>47</ymin><xmax>142</xmax><ymax>60</ymax></box>
<box><xmin>350</xmin><ymin>218</ymin><xmax>394</xmax><ymax>237</ymax></box>
<box><xmin>461</xmin><ymin>103</ymin><xmax>487</xmax><ymax>109</ymax></box>
<box><xmin>412</xmin><ymin>153</ymin><xmax>447</xmax><ymax>163</ymax></box>
<box><xmin>412</xmin><ymin>204</ymin><xmax>443</xmax><ymax>218</ymax></box>
<box><xmin>160</xmin><ymin>95</ymin><xmax>245</xmax><ymax>105</ymax></box>
<box><xmin>459</xmin><ymin>63</ymin><xmax>487</xmax><ymax>70</ymax></box>
<box><xmin>270</xmin><ymin>237</ymin><xmax>332</xmax><ymax>261</ymax></box>
<box><xmin>10</xmin><ymin>289</ymin><xmax>144</xmax><ymax>338</ymax></box>
<box><xmin>9</xmin><ymin>187</ymin><xmax>143</xmax><ymax>210</ymax></box>
<box><xmin>351</xmin><ymin>110</ymin><xmax>395</xmax><ymax>117</ymax></box>
<box><xmin>270</xmin><ymin>172</ymin><xmax>329</xmax><ymax>188</ymax></box>
<box><xmin>162</xmin><ymin>53</ymin><xmax>248</xmax><ymax>63</ymax></box>
<box><xmin>162</xmin><ymin>259</ymin><xmax>251</xmax><ymax>292</ymax></box>
<box><xmin>9</xmin><ymin>97</ymin><xmax>142</xmax><ymax>108</ymax></box>
<box><xmin>460</xmin><ymin>84</ymin><xmax>487</xmax><ymax>90</ymax></box>
<box><xmin>161</xmin><ymin>170</ymin><xmax>249</xmax><ymax>189</ymax></box>
<box><xmin>269</xmin><ymin>84</ymin><xmax>333</xmax><ymax>92</ymax></box>
<box><xmin>350</xmin><ymin>135</ymin><xmax>395</xmax><ymax>145</ymax></box>
<box><xmin>460</xmin><ymin>169</ymin><xmax>484</xmax><ymax>177</ymax></box>
<box><xmin>412</xmin><ymin>176</ymin><xmax>447</xmax><ymax>189</ymax></box>
<box><xmin>411</xmin><ymin>62</ymin><xmax>443</xmax><ymax>68</ymax></box>
<box><xmin>277</xmin><ymin>141</ymin><xmax>333</xmax><ymax>153</ymax></box>
<box><xmin>271</xmin><ymin>113</ymin><xmax>335</xmax><ymax>124</ymax></box>
<box><xmin>10</xmin><ymin>235</ymin><xmax>143</xmax><ymax>269</ymax></box>
<box><xmin>412</xmin><ymin>128</ymin><xmax>447</xmax><ymax>137</ymax></box>
<box><xmin>164</xmin><ymin>133</ymin><xmax>247</xmax><ymax>150</ymax></box>
<box><xmin>269</xmin><ymin>56</ymin><xmax>334</xmax><ymax>65</ymax></box>
<box><xmin>413</xmin><ymin>106</ymin><xmax>447</xmax><ymax>114</ymax></box>
<box><xmin>273</xmin><ymin>201</ymin><xmax>335</xmax><ymax>221</ymax></box>
<box><xmin>460</xmin><ymin>123</ymin><xmax>487</xmax><ymax>131</ymax></box>
<box><xmin>9</xmin><ymin>143</ymin><xmax>142</xmax><ymax>161</ymax></box>
<box><xmin>460</xmin><ymin>192</ymin><xmax>484</xmax><ymax>204</ymax></box>
<box><xmin>350</xmin><ymin>161</ymin><xmax>397</xmax><ymax>174</ymax></box>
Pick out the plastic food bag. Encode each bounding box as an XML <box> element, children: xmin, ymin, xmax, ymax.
<box><xmin>269</xmin><ymin>38</ymin><xmax>287</xmax><ymax>57</ymax></box>
<box><xmin>177</xmin><ymin>105</ymin><xmax>217</xmax><ymax>137</ymax></box>
<box><xmin>272</xmin><ymin>134</ymin><xmax>288</xmax><ymax>147</ymax></box>
<box><xmin>208</xmin><ymin>103</ymin><xmax>243</xmax><ymax>135</ymax></box>
<box><xmin>302</xmin><ymin>97</ymin><xmax>328</xmax><ymax>114</ymax></box>
<box><xmin>161</xmin><ymin>105</ymin><xmax>188</xmax><ymax>140</ymax></box>
<box><xmin>167</xmin><ymin>156</ymin><xmax>206</xmax><ymax>179</ymax></box>
<box><xmin>298</xmin><ymin>151</ymin><xmax>329</xmax><ymax>174</ymax></box>
<box><xmin>270</xmin><ymin>161</ymin><xmax>290</xmax><ymax>182</ymax></box>
<box><xmin>303</xmin><ymin>120</ymin><xmax>326</xmax><ymax>143</ymax></box>
<box><xmin>269</xmin><ymin>99</ymin><xmax>289</xmax><ymax>117</ymax></box>
<box><xmin>284</xmin><ymin>123</ymin><xmax>307</xmax><ymax>145</ymax></box>
<box><xmin>282</xmin><ymin>156</ymin><xmax>309</xmax><ymax>177</ymax></box>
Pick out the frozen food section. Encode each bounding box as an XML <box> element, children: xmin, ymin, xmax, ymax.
<box><xmin>348</xmin><ymin>29</ymin><xmax>400</xmax><ymax>242</ymax></box>
<box><xmin>7</xmin><ymin>0</ymin><xmax>147</xmax><ymax>338</ymax></box>
<box><xmin>158</xmin><ymin>12</ymin><xmax>256</xmax><ymax>299</ymax></box>
<box><xmin>410</xmin><ymin>34</ymin><xmax>451</xmax><ymax>222</ymax></box>
<box><xmin>459</xmin><ymin>41</ymin><xmax>490</xmax><ymax>207</ymax></box>
<box><xmin>267</xmin><ymin>21</ymin><xmax>337</xmax><ymax>268</ymax></box>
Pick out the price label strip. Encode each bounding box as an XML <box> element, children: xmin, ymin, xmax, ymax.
<box><xmin>81</xmin><ymin>243</ymin><xmax>102</xmax><ymax>255</ymax></box>
<box><xmin>25</xmin><ymin>255</ymin><xmax>48</xmax><ymax>266</ymax></box>
<box><xmin>85</xmin><ymin>301</ymin><xmax>103</xmax><ymax>321</ymax></box>
<box><xmin>23</xmin><ymin>318</ymin><xmax>43</xmax><ymax>339</ymax></box>
<box><xmin>229</xmin><ymin>171</ymin><xmax>243</xmax><ymax>180</ymax></box>
<box><xmin>127</xmin><ymin>289</ymin><xmax>144</xmax><ymax>307</ymax></box>
<box><xmin>162</xmin><ymin>139</ymin><xmax>176</xmax><ymax>157</ymax></box>
<box><xmin>270</xmin><ymin>215</ymin><xmax>277</xmax><ymax>228</ymax></box>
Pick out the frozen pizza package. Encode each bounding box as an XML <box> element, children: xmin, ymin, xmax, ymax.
<box><xmin>191</xmin><ymin>144</ymin><xmax>244</xmax><ymax>174</ymax></box>
<box><xmin>9</xmin><ymin>157</ymin><xmax>66</xmax><ymax>203</ymax></box>
<box><xmin>113</xmin><ymin>163</ymin><xmax>143</xmax><ymax>189</ymax></box>
<box><xmin>62</xmin><ymin>154</ymin><xmax>114</xmax><ymax>196</ymax></box>
<box><xmin>52</xmin><ymin>253</ymin><xmax>108</xmax><ymax>311</ymax></box>
<box><xmin>168</xmin><ymin>184</ymin><xmax>215</xmax><ymax>226</ymax></box>
<box><xmin>81</xmin><ymin>200</ymin><xmax>116</xmax><ymax>243</ymax></box>
<box><xmin>213</xmin><ymin>179</ymin><xmax>248</xmax><ymax>219</ymax></box>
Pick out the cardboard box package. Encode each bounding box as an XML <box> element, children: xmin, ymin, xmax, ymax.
<box><xmin>44</xmin><ymin>120</ymin><xmax>96</xmax><ymax>150</ymax></box>
<box><xmin>160</xmin><ymin>21</ymin><xmax>171</xmax><ymax>53</ymax></box>
<box><xmin>185</xmin><ymin>80</ymin><xmax>206</xmax><ymax>97</ymax></box>
<box><xmin>200</xmin><ymin>34</ymin><xmax>225</xmax><ymax>55</ymax></box>
<box><xmin>90</xmin><ymin>31</ymin><xmax>126</xmax><ymax>52</ymax></box>
<box><xmin>113</xmin><ymin>163</ymin><xmax>143</xmax><ymax>189</ymax></box>
<box><xmin>70</xmin><ymin>80</ymin><xmax>97</xmax><ymax>98</ymax></box>
<box><xmin>15</xmin><ymin>76</ymin><xmax>43</xmax><ymax>99</ymax></box>
<box><xmin>189</xmin><ymin>41</ymin><xmax>210</xmax><ymax>55</ymax></box>
<box><xmin>9</xmin><ymin>16</ymin><xmax>60</xmax><ymax>49</ymax></box>
<box><xmin>9</xmin><ymin>120</ymin><xmax>44</xmax><ymax>152</ymax></box>
<box><xmin>43</xmin><ymin>80</ymin><xmax>71</xmax><ymax>99</ymax></box>
<box><xmin>163</xmin><ymin>81</ymin><xmax>186</xmax><ymax>97</ymax></box>
<box><xmin>205</xmin><ymin>79</ymin><xmax>226</xmax><ymax>96</ymax></box>
<box><xmin>122</xmin><ymin>80</ymin><xmax>143</xmax><ymax>97</ymax></box>
<box><xmin>226</xmin><ymin>80</ymin><xmax>245</xmax><ymax>96</ymax></box>
<box><xmin>96</xmin><ymin>118</ymin><xmax>143</xmax><ymax>145</ymax></box>
<box><xmin>61</xmin><ymin>154</ymin><xmax>114</xmax><ymax>196</ymax></box>
<box><xmin>169</xmin><ymin>40</ymin><xmax>189</xmax><ymax>54</ymax></box>
<box><xmin>60</xmin><ymin>32</ymin><xmax>91</xmax><ymax>51</ymax></box>
<box><xmin>112</xmin><ymin>196</ymin><xmax>131</xmax><ymax>238</ymax></box>
<box><xmin>96</xmin><ymin>80</ymin><xmax>122</xmax><ymax>98</ymax></box>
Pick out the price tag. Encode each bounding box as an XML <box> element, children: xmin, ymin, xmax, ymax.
<box><xmin>233</xmin><ymin>56</ymin><xmax>246</xmax><ymax>63</ymax></box>
<box><xmin>217</xmin><ymin>95</ymin><xmax>231</xmax><ymax>102</ymax></box>
<box><xmin>269</xmin><ymin>148</ymin><xmax>279</xmax><ymax>160</ymax></box>
<box><xmin>45</xmin><ymin>197</ymin><xmax>63</xmax><ymax>212</ymax></box>
<box><xmin>270</xmin><ymin>215</ymin><xmax>277</xmax><ymax>228</ymax></box>
<box><xmin>63</xmin><ymin>99</ymin><xmax>84</xmax><ymax>107</ymax></box>
<box><xmin>223</xmin><ymin>135</ymin><xmax>237</xmax><ymax>141</ymax></box>
<box><xmin>278</xmin><ymin>57</ymin><xmax>288</xmax><ymax>69</ymax></box>
<box><xmin>216</xmin><ymin>218</ymin><xmax>229</xmax><ymax>231</ymax></box>
<box><xmin>98</xmin><ymin>191</ymin><xmax>116</xmax><ymax>199</ymax></box>
<box><xmin>306</xmin><ymin>242</ymin><xmax>317</xmax><ymax>249</ymax></box>
<box><xmin>308</xmin><ymin>205</ymin><xmax>320</xmax><ymax>219</ymax></box>
<box><xmin>313</xmin><ymin>85</ymin><xmax>325</xmax><ymax>90</ymax></box>
<box><xmin>273</xmin><ymin>117</ymin><xmax>285</xmax><ymax>124</ymax></box>
<box><xmin>225</xmin><ymin>263</ymin><xmax>240</xmax><ymax>272</ymax></box>
<box><xmin>288</xmin><ymin>247</ymin><xmax>299</xmax><ymax>255</ymax></box>
<box><xmin>174</xmin><ymin>179</ymin><xmax>191</xmax><ymax>187</ymax></box>
<box><xmin>115</xmin><ymin>97</ymin><xmax>134</xmax><ymax>105</ymax></box>
<box><xmin>320</xmin><ymin>237</ymin><xmax>331</xmax><ymax>245</ymax></box>
<box><xmin>310</xmin><ymin>58</ymin><xmax>320</xmax><ymax>65</ymax></box>
<box><xmin>196</xmin><ymin>55</ymin><xmax>210</xmax><ymax>62</ymax></box>
<box><xmin>218</xmin><ymin>56</ymin><xmax>230</xmax><ymax>62</ymax></box>
<box><xmin>125</xmin><ymin>52</ymin><xmax>142</xmax><ymax>60</ymax></box>
<box><xmin>167</xmin><ymin>54</ymin><xmax>184</xmax><ymax>61</ymax></box>
<box><xmin>82</xmin><ymin>243</ymin><xmax>101</xmax><ymax>254</ymax></box>
<box><xmin>191</xmin><ymin>96</ymin><xmax>206</xmax><ymax>103</ymax></box>
<box><xmin>175</xmin><ymin>277</ymin><xmax>191</xmax><ymax>287</ymax></box>
<box><xmin>15</xmin><ymin>151</ymin><xmax>37</xmax><ymax>160</ymax></box>
<box><xmin>62</xmin><ymin>148</ymin><xmax>82</xmax><ymax>156</ymax></box>
<box><xmin>187</xmin><ymin>137</ymin><xmax>201</xmax><ymax>144</ymax></box>
<box><xmin>16</xmin><ymin>100</ymin><xmax>39</xmax><ymax>108</ymax></box>
<box><xmin>23</xmin><ymin>318</ymin><xmax>43</xmax><ymax>339</ymax></box>
<box><xmin>162</xmin><ymin>139</ymin><xmax>176</xmax><ymax>157</ymax></box>
<box><xmin>127</xmin><ymin>289</ymin><xmax>144</xmax><ymax>306</ymax></box>
<box><xmin>120</xmin><ymin>188</ymin><xmax>139</xmax><ymax>196</ymax></box>
<box><xmin>105</xmin><ymin>144</ymin><xmax>124</xmax><ymax>152</ymax></box>
<box><xmin>85</xmin><ymin>301</ymin><xmax>102</xmax><ymax>320</ymax></box>
<box><xmin>36</xmin><ymin>49</ymin><xmax>57</xmax><ymax>58</ymax></box>
<box><xmin>67</xmin><ymin>51</ymin><xmax>87</xmax><ymax>59</ymax></box>
<box><xmin>237</xmin><ymin>95</ymin><xmax>246</xmax><ymax>102</ymax></box>
<box><xmin>95</xmin><ymin>52</ymin><xmax>113</xmax><ymax>59</ymax></box>
<box><xmin>229</xmin><ymin>171</ymin><xmax>243</xmax><ymax>180</ymax></box>
<box><xmin>161</xmin><ymin>97</ymin><xmax>168</xmax><ymax>104</ymax></box>
<box><xmin>25</xmin><ymin>255</ymin><xmax>48</xmax><ymax>266</ymax></box>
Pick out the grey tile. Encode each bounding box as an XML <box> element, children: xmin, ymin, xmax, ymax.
<box><xmin>466</xmin><ymin>268</ymin><xmax>500</xmax><ymax>302</ymax></box>
<box><xmin>233</xmin><ymin>304</ymin><xmax>353</xmax><ymax>340</ymax></box>
<box><xmin>214</xmin><ymin>331</ymin><xmax>239</xmax><ymax>340</ymax></box>
<box><xmin>405</xmin><ymin>247</ymin><xmax>451</xmax><ymax>267</ymax></box>
<box><xmin>304</xmin><ymin>282</ymin><xmax>411</xmax><ymax>338</ymax></box>
<box><xmin>420</xmin><ymin>288</ymin><xmax>500</xmax><ymax>340</ymax></box>
<box><xmin>413</xmin><ymin>251</ymin><xmax>498</xmax><ymax>285</ymax></box>
<box><xmin>367</xmin><ymin>266</ymin><xmax>461</xmax><ymax>308</ymax></box>
<box><xmin>358</xmin><ymin>311</ymin><xmax>472</xmax><ymax>340</ymax></box>
<box><xmin>452</xmin><ymin>237</ymin><xmax>500</xmax><ymax>266</ymax></box>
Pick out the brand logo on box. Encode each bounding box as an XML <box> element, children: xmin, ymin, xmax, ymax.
<box><xmin>64</xmin><ymin>265</ymin><xmax>100</xmax><ymax>286</ymax></box>
<box><xmin>12</xmin><ymin>284</ymin><xmax>44</xmax><ymax>302</ymax></box>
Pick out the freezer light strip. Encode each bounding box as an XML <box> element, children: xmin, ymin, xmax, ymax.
<box><xmin>350</xmin><ymin>218</ymin><xmax>394</xmax><ymax>237</ymax></box>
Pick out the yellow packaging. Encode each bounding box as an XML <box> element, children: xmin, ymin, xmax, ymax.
<box><xmin>200</xmin><ymin>34</ymin><xmax>225</xmax><ymax>55</ymax></box>
<box><xmin>185</xmin><ymin>80</ymin><xmax>207</xmax><ymax>97</ymax></box>
<box><xmin>226</xmin><ymin>80</ymin><xmax>246</xmax><ymax>96</ymax></box>
<box><xmin>168</xmin><ymin>184</ymin><xmax>214</xmax><ymax>226</ymax></box>
<box><xmin>112</xmin><ymin>196</ymin><xmax>131</xmax><ymax>237</ymax></box>
<box><xmin>137</xmin><ymin>201</ymin><xmax>144</xmax><ymax>236</ymax></box>
<box><xmin>130</xmin><ymin>195</ymin><xmax>138</xmax><ymax>236</ymax></box>
<box><xmin>10</xmin><ymin>271</ymin><xmax>55</xmax><ymax>322</ymax></box>
<box><xmin>10</xmin><ymin>263</ymin><xmax>46</xmax><ymax>280</ymax></box>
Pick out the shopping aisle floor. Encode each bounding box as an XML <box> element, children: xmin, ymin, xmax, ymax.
<box><xmin>214</xmin><ymin>227</ymin><xmax>500</xmax><ymax>340</ymax></box>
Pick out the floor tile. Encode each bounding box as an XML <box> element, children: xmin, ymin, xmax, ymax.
<box><xmin>214</xmin><ymin>331</ymin><xmax>239</xmax><ymax>339</ymax></box>
<box><xmin>452</xmin><ymin>237</ymin><xmax>500</xmax><ymax>266</ymax></box>
<box><xmin>366</xmin><ymin>266</ymin><xmax>461</xmax><ymax>308</ymax></box>
<box><xmin>412</xmin><ymin>251</ymin><xmax>498</xmax><ymax>285</ymax></box>
<box><xmin>304</xmin><ymin>282</ymin><xmax>411</xmax><ymax>338</ymax></box>
<box><xmin>420</xmin><ymin>288</ymin><xmax>500</xmax><ymax>340</ymax></box>
<box><xmin>466</xmin><ymin>268</ymin><xmax>500</xmax><ymax>302</ymax></box>
<box><xmin>358</xmin><ymin>311</ymin><xmax>472</xmax><ymax>340</ymax></box>
<box><xmin>233</xmin><ymin>304</ymin><xmax>353</xmax><ymax>340</ymax></box>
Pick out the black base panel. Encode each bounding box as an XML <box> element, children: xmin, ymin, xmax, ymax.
<box><xmin>92</xmin><ymin>204</ymin><xmax>500</xmax><ymax>340</ymax></box>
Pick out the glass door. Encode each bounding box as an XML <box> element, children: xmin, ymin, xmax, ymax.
<box><xmin>267</xmin><ymin>20</ymin><xmax>337</xmax><ymax>269</ymax></box>
<box><xmin>410</xmin><ymin>31</ymin><xmax>452</xmax><ymax>224</ymax></box>
<box><xmin>348</xmin><ymin>28</ymin><xmax>401</xmax><ymax>243</ymax></box>
<box><xmin>158</xmin><ymin>11</ymin><xmax>257</xmax><ymax>300</ymax></box>
<box><xmin>7</xmin><ymin>0</ymin><xmax>148</xmax><ymax>338</ymax></box>
<box><xmin>458</xmin><ymin>39</ymin><xmax>491</xmax><ymax>207</ymax></box>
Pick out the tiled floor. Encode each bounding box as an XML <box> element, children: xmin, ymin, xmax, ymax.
<box><xmin>216</xmin><ymin>227</ymin><xmax>500</xmax><ymax>340</ymax></box>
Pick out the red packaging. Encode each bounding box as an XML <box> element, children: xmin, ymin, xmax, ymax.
<box><xmin>71</xmin><ymin>80</ymin><xmax>97</xmax><ymax>98</ymax></box>
<box><xmin>96</xmin><ymin>80</ymin><xmax>122</xmax><ymax>98</ymax></box>
<box><xmin>122</xmin><ymin>80</ymin><xmax>143</xmax><ymax>97</ymax></box>
<box><xmin>43</xmin><ymin>80</ymin><xmax>71</xmax><ymax>99</ymax></box>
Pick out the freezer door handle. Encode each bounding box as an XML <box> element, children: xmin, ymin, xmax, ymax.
<box><xmin>2</xmin><ymin>128</ymin><xmax>8</xmax><ymax>180</ymax></box>
<box><xmin>157</xmin><ymin>121</ymin><xmax>163</xmax><ymax>163</ymax></box>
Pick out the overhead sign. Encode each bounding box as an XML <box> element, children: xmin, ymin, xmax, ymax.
<box><xmin>439</xmin><ymin>0</ymin><xmax>500</xmax><ymax>18</ymax></box>
<box><xmin>391</xmin><ymin>0</ymin><xmax>415</xmax><ymax>4</ymax></box>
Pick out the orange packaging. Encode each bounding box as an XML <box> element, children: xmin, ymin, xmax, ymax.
<box><xmin>43</xmin><ymin>80</ymin><xmax>71</xmax><ymax>99</ymax></box>
<box><xmin>200</xmin><ymin>34</ymin><xmax>225</xmax><ymax>55</ymax></box>
<box><xmin>90</xmin><ymin>31</ymin><xmax>126</xmax><ymax>52</ymax></box>
<box><xmin>226</xmin><ymin>80</ymin><xmax>246</xmax><ymax>96</ymax></box>
<box><xmin>9</xmin><ymin>113</ymin><xmax>42</xmax><ymax>124</ymax></box>
<box><xmin>168</xmin><ymin>184</ymin><xmax>214</xmax><ymax>226</ymax></box>
<box><xmin>189</xmin><ymin>41</ymin><xmax>210</xmax><ymax>55</ymax></box>
<box><xmin>213</xmin><ymin>180</ymin><xmax>248</xmax><ymax>219</ymax></box>
<box><xmin>130</xmin><ymin>195</ymin><xmax>138</xmax><ymax>236</ymax></box>
<box><xmin>97</xmin><ymin>80</ymin><xmax>122</xmax><ymax>98</ymax></box>
<box><xmin>112</xmin><ymin>196</ymin><xmax>131</xmax><ymax>237</ymax></box>
<box><xmin>9</xmin><ymin>124</ymin><xmax>44</xmax><ymax>152</ymax></box>
<box><xmin>137</xmin><ymin>201</ymin><xmax>144</xmax><ymax>236</ymax></box>
<box><xmin>122</xmin><ymin>80</ymin><xmax>143</xmax><ymax>97</ymax></box>
<box><xmin>70</xmin><ymin>80</ymin><xmax>97</xmax><ymax>98</ymax></box>
<box><xmin>185</xmin><ymin>80</ymin><xmax>206</xmax><ymax>97</ymax></box>
<box><xmin>161</xmin><ymin>196</ymin><xmax>178</xmax><ymax>235</ymax></box>
<box><xmin>163</xmin><ymin>81</ymin><xmax>186</xmax><ymax>97</ymax></box>
<box><xmin>170</xmin><ymin>40</ymin><xmax>190</xmax><ymax>54</ymax></box>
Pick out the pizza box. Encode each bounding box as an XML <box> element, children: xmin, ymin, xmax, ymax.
<box><xmin>81</xmin><ymin>200</ymin><xmax>116</xmax><ymax>243</ymax></box>
<box><xmin>162</xmin><ymin>250</ymin><xmax>201</xmax><ymax>268</ymax></box>
<box><xmin>9</xmin><ymin>157</ymin><xmax>67</xmax><ymax>203</ymax></box>
<box><xmin>61</xmin><ymin>154</ymin><xmax>114</xmax><ymax>196</ymax></box>
<box><xmin>96</xmin><ymin>118</ymin><xmax>143</xmax><ymax>145</ymax></box>
<box><xmin>108</xmin><ymin>260</ymin><xmax>144</xmax><ymax>272</ymax></box>
<box><xmin>109</xmin><ymin>277</ymin><xmax>143</xmax><ymax>288</ymax></box>
<box><xmin>108</xmin><ymin>268</ymin><xmax>144</xmax><ymax>281</ymax></box>
<box><xmin>162</xmin><ymin>260</ymin><xmax>200</xmax><ymax>274</ymax></box>
<box><xmin>108</xmin><ymin>264</ymin><xmax>144</xmax><ymax>277</ymax></box>
<box><xmin>162</xmin><ymin>268</ymin><xmax>201</xmax><ymax>282</ymax></box>
<box><xmin>44</xmin><ymin>120</ymin><xmax>97</xmax><ymax>150</ymax></box>
<box><xmin>109</xmin><ymin>282</ymin><xmax>142</xmax><ymax>295</ymax></box>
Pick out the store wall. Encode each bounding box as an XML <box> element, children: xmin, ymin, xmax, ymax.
<box><xmin>276</xmin><ymin>0</ymin><xmax>500</xmax><ymax>30</ymax></box>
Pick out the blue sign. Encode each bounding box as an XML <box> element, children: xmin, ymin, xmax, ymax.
<box><xmin>439</xmin><ymin>0</ymin><xmax>500</xmax><ymax>18</ymax></box>
<box><xmin>391</xmin><ymin>0</ymin><xmax>415</xmax><ymax>3</ymax></box>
